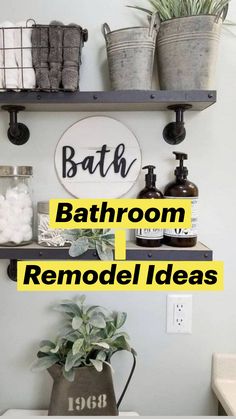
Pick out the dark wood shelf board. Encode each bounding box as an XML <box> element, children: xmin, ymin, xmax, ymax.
<box><xmin>0</xmin><ymin>90</ymin><xmax>216</xmax><ymax>112</ymax></box>
<box><xmin>0</xmin><ymin>241</ymin><xmax>212</xmax><ymax>261</ymax></box>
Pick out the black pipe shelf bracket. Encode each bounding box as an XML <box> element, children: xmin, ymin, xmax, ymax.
<box><xmin>163</xmin><ymin>104</ymin><xmax>192</xmax><ymax>145</ymax></box>
<box><xmin>7</xmin><ymin>259</ymin><xmax>18</xmax><ymax>282</ymax></box>
<box><xmin>1</xmin><ymin>105</ymin><xmax>30</xmax><ymax>145</ymax></box>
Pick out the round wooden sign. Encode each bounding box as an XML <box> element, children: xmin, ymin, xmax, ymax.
<box><xmin>55</xmin><ymin>116</ymin><xmax>142</xmax><ymax>198</ymax></box>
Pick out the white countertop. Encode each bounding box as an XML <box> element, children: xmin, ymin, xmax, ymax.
<box><xmin>212</xmin><ymin>353</ymin><xmax>236</xmax><ymax>416</ymax></box>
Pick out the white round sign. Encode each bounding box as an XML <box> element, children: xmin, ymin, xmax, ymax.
<box><xmin>55</xmin><ymin>116</ymin><xmax>142</xmax><ymax>198</ymax></box>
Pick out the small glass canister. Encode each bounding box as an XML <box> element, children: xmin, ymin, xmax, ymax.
<box><xmin>0</xmin><ymin>166</ymin><xmax>33</xmax><ymax>246</ymax></box>
<box><xmin>38</xmin><ymin>201</ymin><xmax>70</xmax><ymax>247</ymax></box>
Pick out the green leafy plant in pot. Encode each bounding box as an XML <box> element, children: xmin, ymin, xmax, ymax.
<box><xmin>32</xmin><ymin>296</ymin><xmax>136</xmax><ymax>416</ymax></box>
<box><xmin>128</xmin><ymin>0</ymin><xmax>230</xmax><ymax>89</ymax></box>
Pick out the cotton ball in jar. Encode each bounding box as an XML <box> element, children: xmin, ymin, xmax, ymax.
<box><xmin>11</xmin><ymin>232</ymin><xmax>24</xmax><ymax>245</ymax></box>
<box><xmin>22</xmin><ymin>207</ymin><xmax>33</xmax><ymax>224</ymax></box>
<box><xmin>0</xmin><ymin>200</ymin><xmax>10</xmax><ymax>216</ymax></box>
<box><xmin>23</xmin><ymin>230</ymin><xmax>33</xmax><ymax>242</ymax></box>
<box><xmin>20</xmin><ymin>224</ymin><xmax>32</xmax><ymax>235</ymax></box>
<box><xmin>6</xmin><ymin>187</ymin><xmax>19</xmax><ymax>202</ymax></box>
<box><xmin>21</xmin><ymin>195</ymin><xmax>32</xmax><ymax>209</ymax></box>
<box><xmin>0</xmin><ymin>218</ymin><xmax>7</xmax><ymax>231</ymax></box>
<box><xmin>16</xmin><ymin>183</ymin><xmax>29</xmax><ymax>194</ymax></box>
<box><xmin>8</xmin><ymin>207</ymin><xmax>22</xmax><ymax>218</ymax></box>
<box><xmin>0</xmin><ymin>233</ymin><xmax>10</xmax><ymax>244</ymax></box>
<box><xmin>1</xmin><ymin>228</ymin><xmax>12</xmax><ymax>243</ymax></box>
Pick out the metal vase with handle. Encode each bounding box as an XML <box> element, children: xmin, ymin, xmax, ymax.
<box><xmin>103</xmin><ymin>14</ymin><xmax>159</xmax><ymax>90</ymax></box>
<box><xmin>48</xmin><ymin>348</ymin><xmax>136</xmax><ymax>416</ymax></box>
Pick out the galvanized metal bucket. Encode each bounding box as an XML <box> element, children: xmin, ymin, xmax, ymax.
<box><xmin>103</xmin><ymin>14</ymin><xmax>159</xmax><ymax>90</ymax></box>
<box><xmin>48</xmin><ymin>349</ymin><xmax>136</xmax><ymax>416</ymax></box>
<box><xmin>157</xmin><ymin>15</ymin><xmax>222</xmax><ymax>90</ymax></box>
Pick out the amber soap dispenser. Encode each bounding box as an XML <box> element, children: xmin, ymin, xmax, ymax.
<box><xmin>164</xmin><ymin>152</ymin><xmax>199</xmax><ymax>248</ymax></box>
<box><xmin>136</xmin><ymin>165</ymin><xmax>164</xmax><ymax>248</ymax></box>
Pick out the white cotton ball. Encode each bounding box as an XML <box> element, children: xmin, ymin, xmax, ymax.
<box><xmin>9</xmin><ymin>207</ymin><xmax>22</xmax><ymax>217</ymax></box>
<box><xmin>23</xmin><ymin>230</ymin><xmax>33</xmax><ymax>242</ymax></box>
<box><xmin>0</xmin><ymin>234</ymin><xmax>6</xmax><ymax>244</ymax></box>
<box><xmin>20</xmin><ymin>224</ymin><xmax>32</xmax><ymax>234</ymax></box>
<box><xmin>16</xmin><ymin>183</ymin><xmax>29</xmax><ymax>194</ymax></box>
<box><xmin>22</xmin><ymin>207</ymin><xmax>33</xmax><ymax>223</ymax></box>
<box><xmin>11</xmin><ymin>232</ymin><xmax>24</xmax><ymax>245</ymax></box>
<box><xmin>0</xmin><ymin>200</ymin><xmax>10</xmax><ymax>212</ymax></box>
<box><xmin>0</xmin><ymin>218</ymin><xmax>7</xmax><ymax>231</ymax></box>
<box><xmin>1</xmin><ymin>229</ymin><xmax>12</xmax><ymax>242</ymax></box>
<box><xmin>0</xmin><ymin>195</ymin><xmax>5</xmax><ymax>203</ymax></box>
<box><xmin>22</xmin><ymin>195</ymin><xmax>32</xmax><ymax>209</ymax></box>
<box><xmin>6</xmin><ymin>188</ymin><xmax>18</xmax><ymax>201</ymax></box>
<box><xmin>6</xmin><ymin>213</ymin><xmax>19</xmax><ymax>225</ymax></box>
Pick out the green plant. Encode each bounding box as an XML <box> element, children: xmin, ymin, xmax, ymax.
<box><xmin>128</xmin><ymin>0</ymin><xmax>230</xmax><ymax>21</ymax></box>
<box><xmin>63</xmin><ymin>229</ymin><xmax>115</xmax><ymax>261</ymax></box>
<box><xmin>32</xmin><ymin>296</ymin><xmax>134</xmax><ymax>382</ymax></box>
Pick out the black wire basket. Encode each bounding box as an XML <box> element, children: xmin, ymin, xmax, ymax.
<box><xmin>0</xmin><ymin>19</ymin><xmax>88</xmax><ymax>92</ymax></box>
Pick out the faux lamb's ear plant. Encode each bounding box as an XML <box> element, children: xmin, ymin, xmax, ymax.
<box><xmin>127</xmin><ymin>0</ymin><xmax>230</xmax><ymax>22</ymax></box>
<box><xmin>62</xmin><ymin>229</ymin><xmax>115</xmax><ymax>261</ymax></box>
<box><xmin>31</xmin><ymin>296</ymin><xmax>135</xmax><ymax>382</ymax></box>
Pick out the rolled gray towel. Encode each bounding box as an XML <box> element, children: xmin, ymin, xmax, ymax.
<box><xmin>62</xmin><ymin>23</ymin><xmax>82</xmax><ymax>91</ymax></box>
<box><xmin>31</xmin><ymin>25</ymin><xmax>50</xmax><ymax>90</ymax></box>
<box><xmin>49</xmin><ymin>20</ymin><xmax>63</xmax><ymax>90</ymax></box>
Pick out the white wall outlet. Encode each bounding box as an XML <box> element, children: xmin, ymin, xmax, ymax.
<box><xmin>167</xmin><ymin>295</ymin><xmax>192</xmax><ymax>334</ymax></box>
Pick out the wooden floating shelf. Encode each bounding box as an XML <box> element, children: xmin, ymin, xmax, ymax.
<box><xmin>0</xmin><ymin>90</ymin><xmax>216</xmax><ymax>112</ymax></box>
<box><xmin>0</xmin><ymin>241</ymin><xmax>212</xmax><ymax>262</ymax></box>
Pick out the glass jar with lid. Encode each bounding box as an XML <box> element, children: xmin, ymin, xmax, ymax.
<box><xmin>38</xmin><ymin>201</ymin><xmax>71</xmax><ymax>247</ymax></box>
<box><xmin>0</xmin><ymin>166</ymin><xmax>33</xmax><ymax>246</ymax></box>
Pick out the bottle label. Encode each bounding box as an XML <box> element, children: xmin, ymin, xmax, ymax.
<box><xmin>164</xmin><ymin>197</ymin><xmax>198</xmax><ymax>238</ymax></box>
<box><xmin>136</xmin><ymin>229</ymin><xmax>163</xmax><ymax>240</ymax></box>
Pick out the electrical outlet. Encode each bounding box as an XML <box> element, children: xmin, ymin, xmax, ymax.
<box><xmin>167</xmin><ymin>295</ymin><xmax>192</xmax><ymax>334</ymax></box>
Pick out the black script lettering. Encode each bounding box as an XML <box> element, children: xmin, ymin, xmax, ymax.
<box><xmin>63</xmin><ymin>146</ymin><xmax>77</xmax><ymax>178</ymax></box>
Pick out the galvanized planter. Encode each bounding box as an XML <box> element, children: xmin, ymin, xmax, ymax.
<box><xmin>103</xmin><ymin>14</ymin><xmax>159</xmax><ymax>90</ymax></box>
<box><xmin>157</xmin><ymin>15</ymin><xmax>222</xmax><ymax>90</ymax></box>
<box><xmin>48</xmin><ymin>350</ymin><xmax>136</xmax><ymax>416</ymax></box>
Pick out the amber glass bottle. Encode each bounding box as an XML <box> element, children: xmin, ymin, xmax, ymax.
<box><xmin>164</xmin><ymin>152</ymin><xmax>199</xmax><ymax>248</ymax></box>
<box><xmin>136</xmin><ymin>165</ymin><xmax>164</xmax><ymax>248</ymax></box>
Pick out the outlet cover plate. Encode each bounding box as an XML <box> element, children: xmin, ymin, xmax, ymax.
<box><xmin>167</xmin><ymin>295</ymin><xmax>192</xmax><ymax>334</ymax></box>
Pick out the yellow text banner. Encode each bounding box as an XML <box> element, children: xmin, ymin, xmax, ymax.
<box><xmin>17</xmin><ymin>261</ymin><xmax>224</xmax><ymax>292</ymax></box>
<box><xmin>49</xmin><ymin>198</ymin><xmax>192</xmax><ymax>229</ymax></box>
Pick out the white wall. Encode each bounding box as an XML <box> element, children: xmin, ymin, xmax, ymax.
<box><xmin>0</xmin><ymin>0</ymin><xmax>236</xmax><ymax>415</ymax></box>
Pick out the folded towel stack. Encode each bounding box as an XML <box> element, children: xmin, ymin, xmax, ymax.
<box><xmin>32</xmin><ymin>21</ymin><xmax>87</xmax><ymax>91</ymax></box>
<box><xmin>0</xmin><ymin>21</ymin><xmax>87</xmax><ymax>91</ymax></box>
<box><xmin>0</xmin><ymin>20</ymin><xmax>36</xmax><ymax>90</ymax></box>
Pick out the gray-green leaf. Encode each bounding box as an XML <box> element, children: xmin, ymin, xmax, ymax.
<box><xmin>65</xmin><ymin>351</ymin><xmax>83</xmax><ymax>372</ymax></box>
<box><xmin>92</xmin><ymin>342</ymin><xmax>109</xmax><ymax>349</ymax></box>
<box><xmin>31</xmin><ymin>355</ymin><xmax>59</xmax><ymax>372</ymax></box>
<box><xmin>115</xmin><ymin>312</ymin><xmax>127</xmax><ymax>329</ymax></box>
<box><xmin>72</xmin><ymin>338</ymin><xmax>84</xmax><ymax>355</ymax></box>
<box><xmin>63</xmin><ymin>366</ymin><xmax>75</xmax><ymax>382</ymax></box>
<box><xmin>69</xmin><ymin>237</ymin><xmax>89</xmax><ymax>257</ymax></box>
<box><xmin>89</xmin><ymin>315</ymin><xmax>106</xmax><ymax>329</ymax></box>
<box><xmin>72</xmin><ymin>316</ymin><xmax>83</xmax><ymax>330</ymax></box>
<box><xmin>90</xmin><ymin>359</ymin><xmax>103</xmax><ymax>372</ymax></box>
<box><xmin>96</xmin><ymin>242</ymin><xmax>113</xmax><ymax>261</ymax></box>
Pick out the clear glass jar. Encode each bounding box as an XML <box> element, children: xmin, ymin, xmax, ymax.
<box><xmin>0</xmin><ymin>166</ymin><xmax>33</xmax><ymax>246</ymax></box>
<box><xmin>38</xmin><ymin>201</ymin><xmax>70</xmax><ymax>247</ymax></box>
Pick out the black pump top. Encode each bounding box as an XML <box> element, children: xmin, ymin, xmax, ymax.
<box><xmin>173</xmin><ymin>152</ymin><xmax>189</xmax><ymax>179</ymax></box>
<box><xmin>143</xmin><ymin>165</ymin><xmax>156</xmax><ymax>186</ymax></box>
